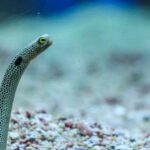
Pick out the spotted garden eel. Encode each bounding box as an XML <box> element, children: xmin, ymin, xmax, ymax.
<box><xmin>0</xmin><ymin>34</ymin><xmax>52</xmax><ymax>150</ymax></box>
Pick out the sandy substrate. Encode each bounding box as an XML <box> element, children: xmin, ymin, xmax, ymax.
<box><xmin>8</xmin><ymin>110</ymin><xmax>150</xmax><ymax>150</ymax></box>
<box><xmin>0</xmin><ymin>4</ymin><xmax>149</xmax><ymax>150</ymax></box>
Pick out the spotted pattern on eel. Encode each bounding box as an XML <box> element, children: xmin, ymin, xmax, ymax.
<box><xmin>0</xmin><ymin>34</ymin><xmax>52</xmax><ymax>150</ymax></box>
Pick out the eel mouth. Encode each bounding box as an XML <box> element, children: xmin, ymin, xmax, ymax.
<box><xmin>47</xmin><ymin>38</ymin><xmax>53</xmax><ymax>47</ymax></box>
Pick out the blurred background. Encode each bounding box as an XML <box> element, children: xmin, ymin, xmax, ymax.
<box><xmin>0</xmin><ymin>0</ymin><xmax>150</xmax><ymax>19</ymax></box>
<box><xmin>0</xmin><ymin>0</ymin><xmax>150</xmax><ymax>132</ymax></box>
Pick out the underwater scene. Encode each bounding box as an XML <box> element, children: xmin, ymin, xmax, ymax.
<box><xmin>0</xmin><ymin>0</ymin><xmax>150</xmax><ymax>149</ymax></box>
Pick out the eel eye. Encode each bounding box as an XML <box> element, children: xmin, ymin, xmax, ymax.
<box><xmin>15</xmin><ymin>56</ymin><xmax>23</xmax><ymax>66</ymax></box>
<box><xmin>38</xmin><ymin>37</ymin><xmax>46</xmax><ymax>45</ymax></box>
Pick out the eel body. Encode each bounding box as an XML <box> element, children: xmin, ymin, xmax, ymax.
<box><xmin>0</xmin><ymin>34</ymin><xmax>52</xmax><ymax>150</ymax></box>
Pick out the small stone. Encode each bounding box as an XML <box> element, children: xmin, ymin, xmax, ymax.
<box><xmin>9</xmin><ymin>132</ymin><xmax>19</xmax><ymax>140</ymax></box>
<box><xmin>65</xmin><ymin>121</ymin><xmax>74</xmax><ymax>129</ymax></box>
<box><xmin>77</xmin><ymin>122</ymin><xmax>93</xmax><ymax>137</ymax></box>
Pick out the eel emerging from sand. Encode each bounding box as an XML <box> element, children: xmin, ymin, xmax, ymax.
<box><xmin>0</xmin><ymin>34</ymin><xmax>52</xmax><ymax>150</ymax></box>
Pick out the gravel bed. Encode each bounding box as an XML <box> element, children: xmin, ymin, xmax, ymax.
<box><xmin>8</xmin><ymin>110</ymin><xmax>150</xmax><ymax>150</ymax></box>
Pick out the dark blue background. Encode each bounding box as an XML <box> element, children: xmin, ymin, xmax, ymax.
<box><xmin>0</xmin><ymin>0</ymin><xmax>149</xmax><ymax>16</ymax></box>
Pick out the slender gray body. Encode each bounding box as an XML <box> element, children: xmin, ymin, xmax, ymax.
<box><xmin>0</xmin><ymin>34</ymin><xmax>52</xmax><ymax>150</ymax></box>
